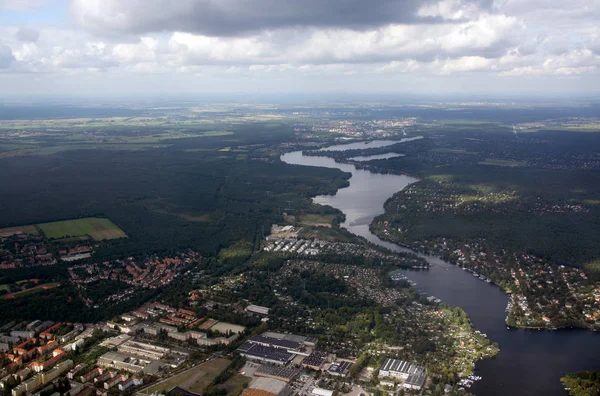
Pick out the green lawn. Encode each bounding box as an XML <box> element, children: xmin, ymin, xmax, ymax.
<box><xmin>479</xmin><ymin>159</ymin><xmax>526</xmax><ymax>167</ymax></box>
<box><xmin>295</xmin><ymin>214</ymin><xmax>336</xmax><ymax>227</ymax></box>
<box><xmin>37</xmin><ymin>217</ymin><xmax>127</xmax><ymax>241</ymax></box>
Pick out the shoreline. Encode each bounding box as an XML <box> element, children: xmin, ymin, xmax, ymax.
<box><xmin>371</xmin><ymin>225</ymin><xmax>600</xmax><ymax>332</ymax></box>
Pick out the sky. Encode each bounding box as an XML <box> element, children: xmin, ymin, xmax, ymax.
<box><xmin>0</xmin><ymin>0</ymin><xmax>599</xmax><ymax>98</ymax></box>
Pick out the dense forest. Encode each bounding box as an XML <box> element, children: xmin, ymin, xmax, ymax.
<box><xmin>323</xmin><ymin>128</ymin><xmax>600</xmax><ymax>271</ymax></box>
<box><xmin>0</xmin><ymin>122</ymin><xmax>349</xmax><ymax>258</ymax></box>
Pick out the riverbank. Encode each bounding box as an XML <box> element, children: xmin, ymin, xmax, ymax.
<box><xmin>281</xmin><ymin>140</ymin><xmax>600</xmax><ymax>395</ymax></box>
<box><xmin>370</xmin><ymin>218</ymin><xmax>600</xmax><ymax>331</ymax></box>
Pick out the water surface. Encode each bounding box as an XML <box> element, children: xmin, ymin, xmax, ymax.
<box><xmin>348</xmin><ymin>153</ymin><xmax>405</xmax><ymax>161</ymax></box>
<box><xmin>281</xmin><ymin>140</ymin><xmax>600</xmax><ymax>396</ymax></box>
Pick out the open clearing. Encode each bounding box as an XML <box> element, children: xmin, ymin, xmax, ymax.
<box><xmin>287</xmin><ymin>214</ymin><xmax>335</xmax><ymax>228</ymax></box>
<box><xmin>199</xmin><ymin>319</ymin><xmax>219</xmax><ymax>330</ymax></box>
<box><xmin>140</xmin><ymin>358</ymin><xmax>230</xmax><ymax>395</ymax></box>
<box><xmin>479</xmin><ymin>159</ymin><xmax>526</xmax><ymax>167</ymax></box>
<box><xmin>0</xmin><ymin>225</ymin><xmax>39</xmax><ymax>237</ymax></box>
<box><xmin>209</xmin><ymin>321</ymin><xmax>246</xmax><ymax>334</ymax></box>
<box><xmin>152</xmin><ymin>209</ymin><xmax>213</xmax><ymax>222</ymax></box>
<box><xmin>37</xmin><ymin>217</ymin><xmax>127</xmax><ymax>241</ymax></box>
<box><xmin>2</xmin><ymin>282</ymin><xmax>60</xmax><ymax>299</ymax></box>
<box><xmin>216</xmin><ymin>374</ymin><xmax>251</xmax><ymax>396</ymax></box>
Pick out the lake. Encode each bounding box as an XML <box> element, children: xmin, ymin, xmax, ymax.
<box><xmin>281</xmin><ymin>139</ymin><xmax>600</xmax><ymax>396</ymax></box>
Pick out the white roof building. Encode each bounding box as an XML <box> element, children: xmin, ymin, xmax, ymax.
<box><xmin>312</xmin><ymin>388</ymin><xmax>334</xmax><ymax>396</ymax></box>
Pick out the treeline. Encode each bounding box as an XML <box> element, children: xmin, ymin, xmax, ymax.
<box><xmin>561</xmin><ymin>370</ymin><xmax>600</xmax><ymax>396</ymax></box>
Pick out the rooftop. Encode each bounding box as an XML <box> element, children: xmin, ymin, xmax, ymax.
<box><xmin>237</xmin><ymin>342</ymin><xmax>294</xmax><ymax>364</ymax></box>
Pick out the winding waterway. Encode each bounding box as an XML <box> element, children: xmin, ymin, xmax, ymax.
<box><xmin>281</xmin><ymin>139</ymin><xmax>600</xmax><ymax>396</ymax></box>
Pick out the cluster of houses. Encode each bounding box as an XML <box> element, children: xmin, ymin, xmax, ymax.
<box><xmin>0</xmin><ymin>233</ymin><xmax>55</xmax><ymax>269</ymax></box>
<box><xmin>68</xmin><ymin>252</ymin><xmax>199</xmax><ymax>292</ymax></box>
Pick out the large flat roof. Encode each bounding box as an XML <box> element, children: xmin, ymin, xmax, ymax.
<box><xmin>237</xmin><ymin>342</ymin><xmax>294</xmax><ymax>363</ymax></box>
<box><xmin>255</xmin><ymin>365</ymin><xmax>300</xmax><ymax>382</ymax></box>
<box><xmin>381</xmin><ymin>358</ymin><xmax>425</xmax><ymax>376</ymax></box>
<box><xmin>250</xmin><ymin>335</ymin><xmax>301</xmax><ymax>350</ymax></box>
<box><xmin>247</xmin><ymin>377</ymin><xmax>288</xmax><ymax>395</ymax></box>
<box><xmin>328</xmin><ymin>360</ymin><xmax>353</xmax><ymax>374</ymax></box>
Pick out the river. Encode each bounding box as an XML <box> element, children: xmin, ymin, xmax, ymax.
<box><xmin>281</xmin><ymin>139</ymin><xmax>600</xmax><ymax>396</ymax></box>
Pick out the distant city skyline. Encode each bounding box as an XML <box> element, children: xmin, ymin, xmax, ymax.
<box><xmin>0</xmin><ymin>0</ymin><xmax>599</xmax><ymax>96</ymax></box>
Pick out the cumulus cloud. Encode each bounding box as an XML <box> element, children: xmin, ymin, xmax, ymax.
<box><xmin>164</xmin><ymin>13</ymin><xmax>521</xmax><ymax>68</ymax></box>
<box><xmin>0</xmin><ymin>0</ymin><xmax>599</xmax><ymax>94</ymax></box>
<box><xmin>70</xmin><ymin>0</ymin><xmax>494</xmax><ymax>37</ymax></box>
<box><xmin>440</xmin><ymin>55</ymin><xmax>494</xmax><ymax>73</ymax></box>
<box><xmin>0</xmin><ymin>0</ymin><xmax>47</xmax><ymax>11</ymax></box>
<box><xmin>0</xmin><ymin>44</ymin><xmax>15</xmax><ymax>68</ymax></box>
<box><xmin>15</xmin><ymin>26</ymin><xmax>39</xmax><ymax>42</ymax></box>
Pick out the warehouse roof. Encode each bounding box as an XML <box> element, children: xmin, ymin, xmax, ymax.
<box><xmin>237</xmin><ymin>342</ymin><xmax>294</xmax><ymax>364</ymax></box>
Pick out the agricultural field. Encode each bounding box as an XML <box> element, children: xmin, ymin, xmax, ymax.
<box><xmin>140</xmin><ymin>358</ymin><xmax>230</xmax><ymax>395</ymax></box>
<box><xmin>0</xmin><ymin>225</ymin><xmax>39</xmax><ymax>237</ymax></box>
<box><xmin>37</xmin><ymin>217</ymin><xmax>127</xmax><ymax>241</ymax></box>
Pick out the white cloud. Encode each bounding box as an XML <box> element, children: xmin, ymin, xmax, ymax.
<box><xmin>0</xmin><ymin>45</ymin><xmax>15</xmax><ymax>68</ymax></box>
<box><xmin>15</xmin><ymin>27</ymin><xmax>40</xmax><ymax>42</ymax></box>
<box><xmin>440</xmin><ymin>55</ymin><xmax>494</xmax><ymax>73</ymax></box>
<box><xmin>0</xmin><ymin>0</ymin><xmax>599</xmax><ymax>94</ymax></box>
<box><xmin>418</xmin><ymin>0</ymin><xmax>484</xmax><ymax>20</ymax></box>
<box><xmin>0</xmin><ymin>0</ymin><xmax>47</xmax><ymax>11</ymax></box>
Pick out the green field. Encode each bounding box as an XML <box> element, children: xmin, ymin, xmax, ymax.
<box><xmin>37</xmin><ymin>218</ymin><xmax>127</xmax><ymax>241</ymax></box>
<box><xmin>479</xmin><ymin>159</ymin><xmax>526</xmax><ymax>167</ymax></box>
<box><xmin>284</xmin><ymin>213</ymin><xmax>337</xmax><ymax>228</ymax></box>
<box><xmin>139</xmin><ymin>358</ymin><xmax>230</xmax><ymax>395</ymax></box>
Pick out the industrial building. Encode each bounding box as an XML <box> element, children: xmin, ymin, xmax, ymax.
<box><xmin>249</xmin><ymin>332</ymin><xmax>317</xmax><ymax>351</ymax></box>
<box><xmin>118</xmin><ymin>340</ymin><xmax>170</xmax><ymax>360</ymax></box>
<box><xmin>404</xmin><ymin>370</ymin><xmax>427</xmax><ymax>391</ymax></box>
<box><xmin>311</xmin><ymin>388</ymin><xmax>334</xmax><ymax>396</ymax></box>
<box><xmin>378</xmin><ymin>358</ymin><xmax>426</xmax><ymax>391</ymax></box>
<box><xmin>98</xmin><ymin>352</ymin><xmax>159</xmax><ymax>374</ymax></box>
<box><xmin>327</xmin><ymin>360</ymin><xmax>353</xmax><ymax>377</ymax></box>
<box><xmin>245</xmin><ymin>304</ymin><xmax>270</xmax><ymax>316</ymax></box>
<box><xmin>302</xmin><ymin>351</ymin><xmax>328</xmax><ymax>370</ymax></box>
<box><xmin>255</xmin><ymin>365</ymin><xmax>300</xmax><ymax>383</ymax></box>
<box><xmin>237</xmin><ymin>342</ymin><xmax>294</xmax><ymax>365</ymax></box>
